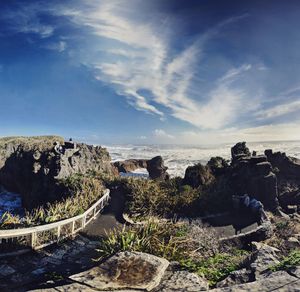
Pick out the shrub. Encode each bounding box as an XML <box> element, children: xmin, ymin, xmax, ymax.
<box><xmin>0</xmin><ymin>174</ymin><xmax>105</xmax><ymax>228</ymax></box>
<box><xmin>179</xmin><ymin>249</ymin><xmax>247</xmax><ymax>286</ymax></box>
<box><xmin>270</xmin><ymin>250</ymin><xmax>300</xmax><ymax>271</ymax></box>
<box><xmin>266</xmin><ymin>216</ymin><xmax>300</xmax><ymax>255</ymax></box>
<box><xmin>95</xmin><ymin>220</ymin><xmax>248</xmax><ymax>287</ymax></box>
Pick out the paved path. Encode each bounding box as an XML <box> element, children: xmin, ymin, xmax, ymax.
<box><xmin>0</xmin><ymin>189</ymin><xmax>259</xmax><ymax>291</ymax></box>
<box><xmin>0</xmin><ymin>188</ymin><xmax>127</xmax><ymax>291</ymax></box>
<box><xmin>81</xmin><ymin>187</ymin><xmax>126</xmax><ymax>238</ymax></box>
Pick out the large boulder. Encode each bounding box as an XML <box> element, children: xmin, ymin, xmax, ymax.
<box><xmin>265</xmin><ymin>149</ymin><xmax>300</xmax><ymax>209</ymax></box>
<box><xmin>265</xmin><ymin>149</ymin><xmax>300</xmax><ymax>181</ymax></box>
<box><xmin>146</xmin><ymin>156</ymin><xmax>169</xmax><ymax>180</ymax></box>
<box><xmin>230</xmin><ymin>146</ymin><xmax>279</xmax><ymax>211</ymax></box>
<box><xmin>70</xmin><ymin>251</ymin><xmax>169</xmax><ymax>291</ymax></box>
<box><xmin>183</xmin><ymin>163</ymin><xmax>214</xmax><ymax>188</ymax></box>
<box><xmin>248</xmin><ymin>242</ymin><xmax>280</xmax><ymax>279</ymax></box>
<box><xmin>0</xmin><ymin>136</ymin><xmax>113</xmax><ymax>208</ymax></box>
<box><xmin>231</xmin><ymin>142</ymin><xmax>251</xmax><ymax>163</ymax></box>
<box><xmin>113</xmin><ymin>159</ymin><xmax>147</xmax><ymax>173</ymax></box>
<box><xmin>207</xmin><ymin>156</ymin><xmax>229</xmax><ymax>176</ymax></box>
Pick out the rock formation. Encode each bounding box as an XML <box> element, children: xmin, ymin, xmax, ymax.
<box><xmin>231</xmin><ymin>141</ymin><xmax>251</xmax><ymax>163</ymax></box>
<box><xmin>207</xmin><ymin>156</ymin><xmax>229</xmax><ymax>176</ymax></box>
<box><xmin>146</xmin><ymin>156</ymin><xmax>169</xmax><ymax>180</ymax></box>
<box><xmin>183</xmin><ymin>163</ymin><xmax>215</xmax><ymax>188</ymax></box>
<box><xmin>113</xmin><ymin>156</ymin><xmax>170</xmax><ymax>180</ymax></box>
<box><xmin>113</xmin><ymin>159</ymin><xmax>147</xmax><ymax>173</ymax></box>
<box><xmin>230</xmin><ymin>154</ymin><xmax>279</xmax><ymax>211</ymax></box>
<box><xmin>229</xmin><ymin>143</ymin><xmax>300</xmax><ymax>212</ymax></box>
<box><xmin>0</xmin><ymin>136</ymin><xmax>113</xmax><ymax>209</ymax></box>
<box><xmin>181</xmin><ymin>141</ymin><xmax>300</xmax><ymax>213</ymax></box>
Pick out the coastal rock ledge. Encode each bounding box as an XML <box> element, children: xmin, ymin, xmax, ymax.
<box><xmin>0</xmin><ymin>136</ymin><xmax>113</xmax><ymax>208</ymax></box>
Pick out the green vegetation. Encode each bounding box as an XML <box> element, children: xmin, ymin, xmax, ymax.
<box><xmin>0</xmin><ymin>135</ymin><xmax>64</xmax><ymax>151</ymax></box>
<box><xmin>91</xmin><ymin>172</ymin><xmax>232</xmax><ymax>221</ymax></box>
<box><xmin>270</xmin><ymin>250</ymin><xmax>300</xmax><ymax>272</ymax></box>
<box><xmin>179</xmin><ymin>250</ymin><xmax>247</xmax><ymax>286</ymax></box>
<box><xmin>96</xmin><ymin>220</ymin><xmax>248</xmax><ymax>287</ymax></box>
<box><xmin>0</xmin><ymin>174</ymin><xmax>105</xmax><ymax>229</ymax></box>
<box><xmin>266</xmin><ymin>216</ymin><xmax>300</xmax><ymax>255</ymax></box>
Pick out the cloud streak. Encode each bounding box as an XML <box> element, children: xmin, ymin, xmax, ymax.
<box><xmin>61</xmin><ymin>1</ymin><xmax>252</xmax><ymax>129</ymax></box>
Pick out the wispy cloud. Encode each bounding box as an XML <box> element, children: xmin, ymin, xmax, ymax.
<box><xmin>42</xmin><ymin>41</ymin><xmax>67</xmax><ymax>52</ymax></box>
<box><xmin>0</xmin><ymin>3</ymin><xmax>55</xmax><ymax>38</ymax></box>
<box><xmin>256</xmin><ymin>99</ymin><xmax>300</xmax><ymax>119</ymax></box>
<box><xmin>179</xmin><ymin>120</ymin><xmax>300</xmax><ymax>144</ymax></box>
<box><xmin>61</xmin><ymin>1</ymin><xmax>251</xmax><ymax>129</ymax></box>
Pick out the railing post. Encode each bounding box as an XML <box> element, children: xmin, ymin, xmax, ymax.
<box><xmin>31</xmin><ymin>232</ymin><xmax>37</xmax><ymax>248</ymax></box>
<box><xmin>0</xmin><ymin>189</ymin><xmax>110</xmax><ymax>252</ymax></box>
<box><xmin>82</xmin><ymin>215</ymin><xmax>86</xmax><ymax>228</ymax></box>
<box><xmin>72</xmin><ymin>221</ymin><xmax>75</xmax><ymax>235</ymax></box>
<box><xmin>57</xmin><ymin>225</ymin><xmax>61</xmax><ymax>241</ymax></box>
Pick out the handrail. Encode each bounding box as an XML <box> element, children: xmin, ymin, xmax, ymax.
<box><xmin>0</xmin><ymin>189</ymin><xmax>110</xmax><ymax>250</ymax></box>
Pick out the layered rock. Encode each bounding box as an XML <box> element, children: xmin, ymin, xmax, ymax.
<box><xmin>265</xmin><ymin>149</ymin><xmax>300</xmax><ymax>209</ymax></box>
<box><xmin>146</xmin><ymin>156</ymin><xmax>169</xmax><ymax>180</ymax></box>
<box><xmin>231</xmin><ymin>142</ymin><xmax>251</xmax><ymax>163</ymax></box>
<box><xmin>70</xmin><ymin>251</ymin><xmax>169</xmax><ymax>291</ymax></box>
<box><xmin>183</xmin><ymin>163</ymin><xmax>215</xmax><ymax>188</ymax></box>
<box><xmin>230</xmin><ymin>154</ymin><xmax>279</xmax><ymax>211</ymax></box>
<box><xmin>0</xmin><ymin>136</ymin><xmax>113</xmax><ymax>208</ymax></box>
<box><xmin>113</xmin><ymin>159</ymin><xmax>147</xmax><ymax>173</ymax></box>
<box><xmin>114</xmin><ymin>156</ymin><xmax>169</xmax><ymax>180</ymax></box>
<box><xmin>207</xmin><ymin>156</ymin><xmax>229</xmax><ymax>176</ymax></box>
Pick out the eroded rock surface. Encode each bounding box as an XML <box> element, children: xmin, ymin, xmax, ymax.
<box><xmin>183</xmin><ymin>163</ymin><xmax>215</xmax><ymax>188</ymax></box>
<box><xmin>155</xmin><ymin>270</ymin><xmax>209</xmax><ymax>291</ymax></box>
<box><xmin>70</xmin><ymin>251</ymin><xmax>169</xmax><ymax>291</ymax></box>
<box><xmin>211</xmin><ymin>270</ymin><xmax>300</xmax><ymax>292</ymax></box>
<box><xmin>146</xmin><ymin>156</ymin><xmax>169</xmax><ymax>180</ymax></box>
<box><xmin>0</xmin><ymin>136</ymin><xmax>113</xmax><ymax>208</ymax></box>
<box><xmin>113</xmin><ymin>156</ymin><xmax>169</xmax><ymax>180</ymax></box>
<box><xmin>113</xmin><ymin>159</ymin><xmax>147</xmax><ymax>173</ymax></box>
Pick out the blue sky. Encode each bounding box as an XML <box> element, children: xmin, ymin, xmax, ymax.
<box><xmin>0</xmin><ymin>0</ymin><xmax>300</xmax><ymax>144</ymax></box>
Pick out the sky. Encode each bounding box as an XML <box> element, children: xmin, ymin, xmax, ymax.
<box><xmin>0</xmin><ymin>0</ymin><xmax>300</xmax><ymax>145</ymax></box>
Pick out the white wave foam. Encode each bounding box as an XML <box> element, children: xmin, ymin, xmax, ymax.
<box><xmin>107</xmin><ymin>141</ymin><xmax>300</xmax><ymax>177</ymax></box>
<box><xmin>0</xmin><ymin>189</ymin><xmax>23</xmax><ymax>217</ymax></box>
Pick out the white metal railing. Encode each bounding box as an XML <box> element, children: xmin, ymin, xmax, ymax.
<box><xmin>0</xmin><ymin>189</ymin><xmax>110</xmax><ymax>251</ymax></box>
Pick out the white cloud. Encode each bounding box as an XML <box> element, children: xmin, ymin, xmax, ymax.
<box><xmin>139</xmin><ymin>135</ymin><xmax>147</xmax><ymax>140</ymax></box>
<box><xmin>61</xmin><ymin>1</ymin><xmax>250</xmax><ymax>130</ymax></box>
<box><xmin>256</xmin><ymin>99</ymin><xmax>300</xmax><ymax>119</ymax></box>
<box><xmin>153</xmin><ymin>129</ymin><xmax>174</xmax><ymax>139</ymax></box>
<box><xmin>2</xmin><ymin>3</ymin><xmax>55</xmax><ymax>38</ymax></box>
<box><xmin>179</xmin><ymin>121</ymin><xmax>300</xmax><ymax>144</ymax></box>
<box><xmin>43</xmin><ymin>41</ymin><xmax>67</xmax><ymax>52</ymax></box>
<box><xmin>21</xmin><ymin>24</ymin><xmax>54</xmax><ymax>38</ymax></box>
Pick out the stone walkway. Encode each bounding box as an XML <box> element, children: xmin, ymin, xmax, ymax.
<box><xmin>0</xmin><ymin>188</ymin><xmax>126</xmax><ymax>291</ymax></box>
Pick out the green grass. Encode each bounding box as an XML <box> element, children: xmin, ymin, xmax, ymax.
<box><xmin>179</xmin><ymin>249</ymin><xmax>248</xmax><ymax>286</ymax></box>
<box><xmin>270</xmin><ymin>250</ymin><xmax>300</xmax><ymax>272</ymax></box>
<box><xmin>0</xmin><ymin>135</ymin><xmax>64</xmax><ymax>151</ymax></box>
<box><xmin>95</xmin><ymin>220</ymin><xmax>249</xmax><ymax>287</ymax></box>
<box><xmin>0</xmin><ymin>174</ymin><xmax>105</xmax><ymax>229</ymax></box>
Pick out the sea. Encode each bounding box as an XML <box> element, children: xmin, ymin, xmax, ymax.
<box><xmin>0</xmin><ymin>187</ymin><xmax>23</xmax><ymax>218</ymax></box>
<box><xmin>0</xmin><ymin>140</ymin><xmax>299</xmax><ymax>217</ymax></box>
<box><xmin>106</xmin><ymin>141</ymin><xmax>300</xmax><ymax>177</ymax></box>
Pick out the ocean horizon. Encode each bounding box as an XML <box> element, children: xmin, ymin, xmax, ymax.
<box><xmin>105</xmin><ymin>140</ymin><xmax>300</xmax><ymax>177</ymax></box>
